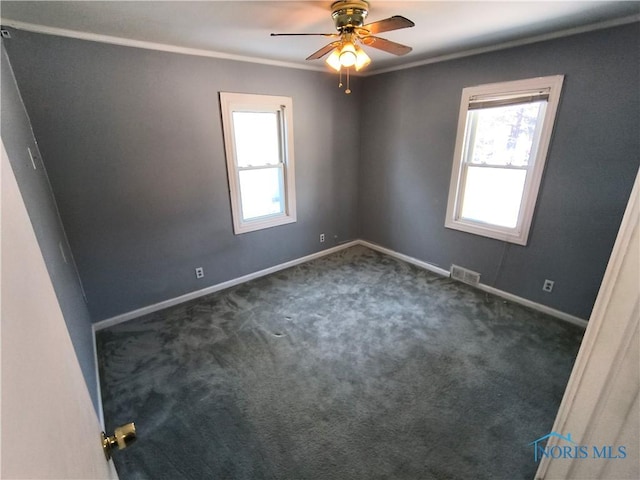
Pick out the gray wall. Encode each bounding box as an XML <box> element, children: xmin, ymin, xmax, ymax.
<box><xmin>358</xmin><ymin>23</ymin><xmax>639</xmax><ymax>320</ymax></box>
<box><xmin>1</xmin><ymin>45</ymin><xmax>99</xmax><ymax>410</ymax></box>
<box><xmin>4</xmin><ymin>23</ymin><xmax>638</xmax><ymax>330</ymax></box>
<box><xmin>4</xmin><ymin>31</ymin><xmax>361</xmax><ymax>321</ymax></box>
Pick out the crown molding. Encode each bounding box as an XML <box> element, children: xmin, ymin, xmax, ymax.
<box><xmin>0</xmin><ymin>18</ymin><xmax>326</xmax><ymax>72</ymax></box>
<box><xmin>2</xmin><ymin>14</ymin><xmax>638</xmax><ymax>76</ymax></box>
<box><xmin>365</xmin><ymin>14</ymin><xmax>640</xmax><ymax>76</ymax></box>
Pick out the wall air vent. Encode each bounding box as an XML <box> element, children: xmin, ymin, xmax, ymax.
<box><xmin>450</xmin><ymin>265</ymin><xmax>481</xmax><ymax>286</ymax></box>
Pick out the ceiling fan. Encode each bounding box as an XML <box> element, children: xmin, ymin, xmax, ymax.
<box><xmin>271</xmin><ymin>0</ymin><xmax>415</xmax><ymax>93</ymax></box>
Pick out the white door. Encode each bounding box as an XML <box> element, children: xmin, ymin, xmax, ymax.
<box><xmin>535</xmin><ymin>170</ymin><xmax>639</xmax><ymax>479</ymax></box>
<box><xmin>1</xmin><ymin>141</ymin><xmax>118</xmax><ymax>479</ymax></box>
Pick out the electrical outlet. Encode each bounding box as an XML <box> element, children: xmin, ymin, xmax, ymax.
<box><xmin>320</xmin><ymin>233</ymin><xmax>325</xmax><ymax>243</ymax></box>
<box><xmin>195</xmin><ymin>267</ymin><xmax>204</xmax><ymax>279</ymax></box>
<box><xmin>543</xmin><ymin>279</ymin><xmax>554</xmax><ymax>293</ymax></box>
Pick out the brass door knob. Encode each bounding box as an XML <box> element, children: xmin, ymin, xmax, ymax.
<box><xmin>101</xmin><ymin>422</ymin><xmax>136</xmax><ymax>460</ymax></box>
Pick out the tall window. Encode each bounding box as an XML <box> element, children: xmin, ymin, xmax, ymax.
<box><xmin>220</xmin><ymin>92</ymin><xmax>296</xmax><ymax>234</ymax></box>
<box><xmin>445</xmin><ymin>76</ymin><xmax>564</xmax><ymax>245</ymax></box>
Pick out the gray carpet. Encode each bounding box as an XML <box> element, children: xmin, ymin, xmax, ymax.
<box><xmin>97</xmin><ymin>245</ymin><xmax>583</xmax><ymax>479</ymax></box>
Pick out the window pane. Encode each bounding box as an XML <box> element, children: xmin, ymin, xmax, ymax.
<box><xmin>466</xmin><ymin>101</ymin><xmax>545</xmax><ymax>167</ymax></box>
<box><xmin>238</xmin><ymin>167</ymin><xmax>284</xmax><ymax>221</ymax></box>
<box><xmin>460</xmin><ymin>166</ymin><xmax>527</xmax><ymax>229</ymax></box>
<box><xmin>232</xmin><ymin>111</ymin><xmax>281</xmax><ymax>167</ymax></box>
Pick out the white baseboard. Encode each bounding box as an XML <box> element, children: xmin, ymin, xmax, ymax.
<box><xmin>93</xmin><ymin>241</ymin><xmax>359</xmax><ymax>331</ymax></box>
<box><xmin>91</xmin><ymin>237</ymin><xmax>587</xmax><ymax>426</ymax></box>
<box><xmin>95</xmin><ymin>238</ymin><xmax>588</xmax><ymax>333</ymax></box>
<box><xmin>92</xmin><ymin>234</ymin><xmax>587</xmax><ymax>346</ymax></box>
<box><xmin>358</xmin><ymin>240</ymin><xmax>588</xmax><ymax>329</ymax></box>
<box><xmin>476</xmin><ymin>284</ymin><xmax>588</xmax><ymax>328</ymax></box>
<box><xmin>91</xmin><ymin>324</ymin><xmax>106</xmax><ymax>430</ymax></box>
<box><xmin>359</xmin><ymin>240</ymin><xmax>451</xmax><ymax>277</ymax></box>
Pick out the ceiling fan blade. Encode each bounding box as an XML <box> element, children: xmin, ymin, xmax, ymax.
<box><xmin>306</xmin><ymin>41</ymin><xmax>342</xmax><ymax>60</ymax></box>
<box><xmin>361</xmin><ymin>36</ymin><xmax>412</xmax><ymax>56</ymax></box>
<box><xmin>271</xmin><ymin>33</ymin><xmax>338</xmax><ymax>37</ymax></box>
<box><xmin>362</xmin><ymin>15</ymin><xmax>415</xmax><ymax>35</ymax></box>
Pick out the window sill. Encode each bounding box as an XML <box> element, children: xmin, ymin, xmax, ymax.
<box><xmin>445</xmin><ymin>218</ymin><xmax>529</xmax><ymax>245</ymax></box>
<box><xmin>233</xmin><ymin>213</ymin><xmax>296</xmax><ymax>235</ymax></box>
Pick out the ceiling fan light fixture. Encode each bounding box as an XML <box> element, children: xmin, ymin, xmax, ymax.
<box><xmin>272</xmin><ymin>0</ymin><xmax>414</xmax><ymax>92</ymax></box>
<box><xmin>355</xmin><ymin>47</ymin><xmax>371</xmax><ymax>71</ymax></box>
<box><xmin>326</xmin><ymin>49</ymin><xmax>342</xmax><ymax>71</ymax></box>
<box><xmin>338</xmin><ymin>42</ymin><xmax>357</xmax><ymax>67</ymax></box>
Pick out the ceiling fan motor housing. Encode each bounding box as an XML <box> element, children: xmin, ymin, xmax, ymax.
<box><xmin>331</xmin><ymin>0</ymin><xmax>369</xmax><ymax>31</ymax></box>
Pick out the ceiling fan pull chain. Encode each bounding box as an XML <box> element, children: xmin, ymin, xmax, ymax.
<box><xmin>345</xmin><ymin>68</ymin><xmax>351</xmax><ymax>94</ymax></box>
<box><xmin>338</xmin><ymin>68</ymin><xmax>343</xmax><ymax>89</ymax></box>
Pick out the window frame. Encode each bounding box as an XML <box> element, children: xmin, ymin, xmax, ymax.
<box><xmin>220</xmin><ymin>92</ymin><xmax>297</xmax><ymax>234</ymax></box>
<box><xmin>445</xmin><ymin>75</ymin><xmax>564</xmax><ymax>245</ymax></box>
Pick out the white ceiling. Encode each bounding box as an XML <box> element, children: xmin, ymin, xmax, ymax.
<box><xmin>1</xmin><ymin>1</ymin><xmax>638</xmax><ymax>73</ymax></box>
